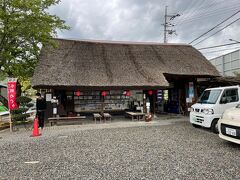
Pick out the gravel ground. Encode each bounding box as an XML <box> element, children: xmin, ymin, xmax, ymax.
<box><xmin>0</xmin><ymin>118</ymin><xmax>239</xmax><ymax>180</ymax></box>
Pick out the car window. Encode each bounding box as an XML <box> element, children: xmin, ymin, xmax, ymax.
<box><xmin>197</xmin><ymin>89</ymin><xmax>222</xmax><ymax>104</ymax></box>
<box><xmin>220</xmin><ymin>88</ymin><xmax>239</xmax><ymax>104</ymax></box>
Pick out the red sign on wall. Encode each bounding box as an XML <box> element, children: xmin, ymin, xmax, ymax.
<box><xmin>7</xmin><ymin>78</ymin><xmax>18</xmax><ymax>110</ymax></box>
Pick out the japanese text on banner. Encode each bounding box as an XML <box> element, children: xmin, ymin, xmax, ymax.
<box><xmin>7</xmin><ymin>80</ymin><xmax>18</xmax><ymax>110</ymax></box>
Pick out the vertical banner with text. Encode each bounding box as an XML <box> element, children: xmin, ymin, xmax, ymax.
<box><xmin>189</xmin><ymin>82</ymin><xmax>194</xmax><ymax>99</ymax></box>
<box><xmin>7</xmin><ymin>78</ymin><xmax>18</xmax><ymax>110</ymax></box>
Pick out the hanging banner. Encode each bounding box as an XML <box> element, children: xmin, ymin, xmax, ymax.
<box><xmin>7</xmin><ymin>78</ymin><xmax>18</xmax><ymax>110</ymax></box>
<box><xmin>189</xmin><ymin>82</ymin><xmax>194</xmax><ymax>98</ymax></box>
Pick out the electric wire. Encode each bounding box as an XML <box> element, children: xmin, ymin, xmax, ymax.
<box><xmin>177</xmin><ymin>1</ymin><xmax>240</xmax><ymax>25</ymax></box>
<box><xmin>177</xmin><ymin>0</ymin><xmax>221</xmax><ymax>25</ymax></box>
<box><xmin>201</xmin><ymin>46</ymin><xmax>240</xmax><ymax>54</ymax></box>
<box><xmin>179</xmin><ymin>5</ymin><xmax>240</xmax><ymax>25</ymax></box>
<box><xmin>177</xmin><ymin>0</ymin><xmax>207</xmax><ymax>25</ymax></box>
<box><xmin>197</xmin><ymin>42</ymin><xmax>240</xmax><ymax>50</ymax></box>
<box><xmin>193</xmin><ymin>17</ymin><xmax>240</xmax><ymax>46</ymax></box>
<box><xmin>189</xmin><ymin>10</ymin><xmax>240</xmax><ymax>44</ymax></box>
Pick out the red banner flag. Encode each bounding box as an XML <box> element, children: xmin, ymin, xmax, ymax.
<box><xmin>7</xmin><ymin>78</ymin><xmax>18</xmax><ymax>110</ymax></box>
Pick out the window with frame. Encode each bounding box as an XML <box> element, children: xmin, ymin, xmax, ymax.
<box><xmin>220</xmin><ymin>89</ymin><xmax>239</xmax><ymax>104</ymax></box>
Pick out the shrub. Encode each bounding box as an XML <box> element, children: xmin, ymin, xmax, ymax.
<box><xmin>12</xmin><ymin>96</ymin><xmax>33</xmax><ymax>122</ymax></box>
<box><xmin>12</xmin><ymin>114</ymin><xmax>30</xmax><ymax>121</ymax></box>
<box><xmin>26</xmin><ymin>103</ymin><xmax>34</xmax><ymax>108</ymax></box>
<box><xmin>16</xmin><ymin>96</ymin><xmax>32</xmax><ymax>105</ymax></box>
<box><xmin>11</xmin><ymin>108</ymin><xmax>28</xmax><ymax>114</ymax></box>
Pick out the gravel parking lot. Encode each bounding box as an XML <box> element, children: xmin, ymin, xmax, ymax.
<box><xmin>0</xmin><ymin>118</ymin><xmax>239</xmax><ymax>179</ymax></box>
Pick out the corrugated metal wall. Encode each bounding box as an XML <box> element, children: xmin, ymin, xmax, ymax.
<box><xmin>209</xmin><ymin>50</ymin><xmax>240</xmax><ymax>76</ymax></box>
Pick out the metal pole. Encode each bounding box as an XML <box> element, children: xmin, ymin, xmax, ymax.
<box><xmin>164</xmin><ymin>6</ymin><xmax>168</xmax><ymax>43</ymax></box>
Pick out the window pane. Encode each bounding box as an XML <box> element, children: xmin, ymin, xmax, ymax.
<box><xmin>222</xmin><ymin>89</ymin><xmax>239</xmax><ymax>103</ymax></box>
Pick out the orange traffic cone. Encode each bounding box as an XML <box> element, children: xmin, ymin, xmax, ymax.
<box><xmin>30</xmin><ymin>117</ymin><xmax>41</xmax><ymax>137</ymax></box>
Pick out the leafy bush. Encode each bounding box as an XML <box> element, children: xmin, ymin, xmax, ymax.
<box><xmin>12</xmin><ymin>114</ymin><xmax>30</xmax><ymax>121</ymax></box>
<box><xmin>26</xmin><ymin>103</ymin><xmax>34</xmax><ymax>108</ymax></box>
<box><xmin>11</xmin><ymin>108</ymin><xmax>28</xmax><ymax>114</ymax></box>
<box><xmin>12</xmin><ymin>96</ymin><xmax>33</xmax><ymax>122</ymax></box>
<box><xmin>16</xmin><ymin>96</ymin><xmax>32</xmax><ymax>105</ymax></box>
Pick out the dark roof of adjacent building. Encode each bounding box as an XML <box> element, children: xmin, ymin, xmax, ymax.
<box><xmin>199</xmin><ymin>76</ymin><xmax>240</xmax><ymax>88</ymax></box>
<box><xmin>32</xmin><ymin>38</ymin><xmax>220</xmax><ymax>90</ymax></box>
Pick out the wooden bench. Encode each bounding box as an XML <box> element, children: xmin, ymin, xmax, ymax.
<box><xmin>103</xmin><ymin>113</ymin><xmax>112</xmax><ymax>122</ymax></box>
<box><xmin>93</xmin><ymin>113</ymin><xmax>102</xmax><ymax>123</ymax></box>
<box><xmin>93</xmin><ymin>113</ymin><xmax>112</xmax><ymax>123</ymax></box>
<box><xmin>48</xmin><ymin>116</ymin><xmax>86</xmax><ymax>126</ymax></box>
<box><xmin>125</xmin><ymin>112</ymin><xmax>145</xmax><ymax>121</ymax></box>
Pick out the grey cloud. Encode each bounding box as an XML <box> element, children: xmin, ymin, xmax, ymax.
<box><xmin>49</xmin><ymin>0</ymin><xmax>240</xmax><ymax>59</ymax></box>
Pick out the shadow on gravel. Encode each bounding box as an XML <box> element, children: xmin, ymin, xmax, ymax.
<box><xmin>224</xmin><ymin>141</ymin><xmax>240</xmax><ymax>149</ymax></box>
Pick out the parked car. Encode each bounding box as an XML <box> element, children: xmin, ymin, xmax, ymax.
<box><xmin>190</xmin><ymin>85</ymin><xmax>240</xmax><ymax>133</ymax></box>
<box><xmin>218</xmin><ymin>104</ymin><xmax>240</xmax><ymax>144</ymax></box>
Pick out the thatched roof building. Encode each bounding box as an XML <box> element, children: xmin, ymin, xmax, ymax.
<box><xmin>32</xmin><ymin>38</ymin><xmax>219</xmax><ymax>90</ymax></box>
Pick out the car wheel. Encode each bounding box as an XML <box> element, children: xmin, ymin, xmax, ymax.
<box><xmin>192</xmin><ymin>124</ymin><xmax>201</xmax><ymax>128</ymax></box>
<box><xmin>211</xmin><ymin>119</ymin><xmax>219</xmax><ymax>134</ymax></box>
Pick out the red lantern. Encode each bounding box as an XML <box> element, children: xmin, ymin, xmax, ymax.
<box><xmin>148</xmin><ymin>90</ymin><xmax>153</xmax><ymax>95</ymax></box>
<box><xmin>76</xmin><ymin>90</ymin><xmax>81</xmax><ymax>97</ymax></box>
<box><xmin>101</xmin><ymin>91</ymin><xmax>107</xmax><ymax>97</ymax></box>
<box><xmin>125</xmin><ymin>90</ymin><xmax>131</xmax><ymax>97</ymax></box>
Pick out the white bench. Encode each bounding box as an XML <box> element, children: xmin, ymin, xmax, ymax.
<box><xmin>93</xmin><ymin>113</ymin><xmax>102</xmax><ymax>123</ymax></box>
<box><xmin>103</xmin><ymin>113</ymin><xmax>112</xmax><ymax>122</ymax></box>
<box><xmin>93</xmin><ymin>113</ymin><xmax>112</xmax><ymax>123</ymax></box>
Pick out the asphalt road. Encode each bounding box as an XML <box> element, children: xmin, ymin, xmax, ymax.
<box><xmin>0</xmin><ymin>119</ymin><xmax>239</xmax><ymax>179</ymax></box>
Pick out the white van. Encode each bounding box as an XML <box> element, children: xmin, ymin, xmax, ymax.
<box><xmin>190</xmin><ymin>85</ymin><xmax>240</xmax><ymax>133</ymax></box>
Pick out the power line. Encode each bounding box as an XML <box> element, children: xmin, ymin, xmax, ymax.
<box><xmin>201</xmin><ymin>46</ymin><xmax>240</xmax><ymax>54</ymax></box>
<box><xmin>176</xmin><ymin>0</ymin><xmax>206</xmax><ymax>26</ymax></box>
<box><xmin>179</xmin><ymin>6</ymin><xmax>240</xmax><ymax>25</ymax></box>
<box><xmin>176</xmin><ymin>0</ymin><xmax>216</xmax><ymax>26</ymax></box>
<box><xmin>189</xmin><ymin>10</ymin><xmax>240</xmax><ymax>44</ymax></box>
<box><xmin>178</xmin><ymin>2</ymin><xmax>240</xmax><ymax>25</ymax></box>
<box><xmin>193</xmin><ymin>17</ymin><xmax>240</xmax><ymax>46</ymax></box>
<box><xmin>177</xmin><ymin>1</ymin><xmax>240</xmax><ymax>26</ymax></box>
<box><xmin>197</xmin><ymin>42</ymin><xmax>240</xmax><ymax>50</ymax></box>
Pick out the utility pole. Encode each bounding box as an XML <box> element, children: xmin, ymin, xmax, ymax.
<box><xmin>164</xmin><ymin>6</ymin><xmax>168</xmax><ymax>43</ymax></box>
<box><xmin>163</xmin><ymin>6</ymin><xmax>180</xmax><ymax>43</ymax></box>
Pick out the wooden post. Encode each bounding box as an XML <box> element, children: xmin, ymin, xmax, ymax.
<box><xmin>153</xmin><ymin>92</ymin><xmax>156</xmax><ymax>115</ymax></box>
<box><xmin>101</xmin><ymin>96</ymin><xmax>105</xmax><ymax>115</ymax></box>
<box><xmin>9</xmin><ymin>112</ymin><xmax>13</xmax><ymax>132</ymax></box>
<box><xmin>143</xmin><ymin>92</ymin><xmax>147</xmax><ymax>113</ymax></box>
<box><xmin>178</xmin><ymin>88</ymin><xmax>181</xmax><ymax>115</ymax></box>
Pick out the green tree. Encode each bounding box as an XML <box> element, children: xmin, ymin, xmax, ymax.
<box><xmin>0</xmin><ymin>0</ymin><xmax>69</xmax><ymax>80</ymax></box>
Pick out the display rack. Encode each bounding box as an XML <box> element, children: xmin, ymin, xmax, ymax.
<box><xmin>74</xmin><ymin>91</ymin><xmax>129</xmax><ymax>112</ymax></box>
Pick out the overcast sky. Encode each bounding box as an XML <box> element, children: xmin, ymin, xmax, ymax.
<box><xmin>49</xmin><ymin>0</ymin><xmax>240</xmax><ymax>59</ymax></box>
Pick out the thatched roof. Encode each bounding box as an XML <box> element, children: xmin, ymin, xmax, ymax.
<box><xmin>32</xmin><ymin>38</ymin><xmax>219</xmax><ymax>90</ymax></box>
